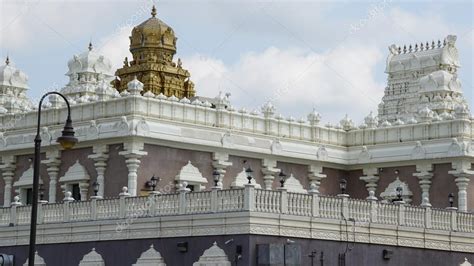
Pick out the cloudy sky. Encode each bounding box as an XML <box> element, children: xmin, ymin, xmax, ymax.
<box><xmin>0</xmin><ymin>0</ymin><xmax>472</xmax><ymax>124</ymax></box>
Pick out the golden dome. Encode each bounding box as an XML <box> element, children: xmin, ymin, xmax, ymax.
<box><xmin>130</xmin><ymin>5</ymin><xmax>177</xmax><ymax>54</ymax></box>
<box><xmin>114</xmin><ymin>5</ymin><xmax>195</xmax><ymax>99</ymax></box>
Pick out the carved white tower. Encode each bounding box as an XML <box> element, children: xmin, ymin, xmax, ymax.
<box><xmin>0</xmin><ymin>57</ymin><xmax>33</xmax><ymax>114</ymax></box>
<box><xmin>379</xmin><ymin>35</ymin><xmax>469</xmax><ymax>123</ymax></box>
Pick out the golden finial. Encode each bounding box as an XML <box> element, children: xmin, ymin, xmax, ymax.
<box><xmin>5</xmin><ymin>56</ymin><xmax>10</xmax><ymax>65</ymax></box>
<box><xmin>151</xmin><ymin>5</ymin><xmax>157</xmax><ymax>17</ymax></box>
<box><xmin>88</xmin><ymin>42</ymin><xmax>93</xmax><ymax>51</ymax></box>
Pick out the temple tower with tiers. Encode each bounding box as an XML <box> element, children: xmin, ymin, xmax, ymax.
<box><xmin>114</xmin><ymin>6</ymin><xmax>195</xmax><ymax>98</ymax></box>
<box><xmin>378</xmin><ymin>35</ymin><xmax>468</xmax><ymax>123</ymax></box>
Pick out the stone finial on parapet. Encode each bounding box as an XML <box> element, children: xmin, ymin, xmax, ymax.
<box><xmin>63</xmin><ymin>191</ymin><xmax>75</xmax><ymax>202</ymax></box>
<box><xmin>307</xmin><ymin>108</ymin><xmax>321</xmax><ymax>125</ymax></box>
<box><xmin>119</xmin><ymin>186</ymin><xmax>131</xmax><ymax>197</ymax></box>
<box><xmin>11</xmin><ymin>195</ymin><xmax>22</xmax><ymax>206</ymax></box>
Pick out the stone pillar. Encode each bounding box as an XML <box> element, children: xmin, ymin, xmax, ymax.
<box><xmin>88</xmin><ymin>144</ymin><xmax>109</xmax><ymax>197</ymax></box>
<box><xmin>449</xmin><ymin>160</ymin><xmax>473</xmax><ymax>212</ymax></box>
<box><xmin>42</xmin><ymin>150</ymin><xmax>61</xmax><ymax>203</ymax></box>
<box><xmin>212</xmin><ymin>152</ymin><xmax>232</xmax><ymax>189</ymax></box>
<box><xmin>413</xmin><ymin>163</ymin><xmax>433</xmax><ymax>207</ymax></box>
<box><xmin>0</xmin><ymin>155</ymin><xmax>15</xmax><ymax>207</ymax></box>
<box><xmin>119</xmin><ymin>141</ymin><xmax>147</xmax><ymax>197</ymax></box>
<box><xmin>359</xmin><ymin>167</ymin><xmax>379</xmax><ymax>200</ymax></box>
<box><xmin>307</xmin><ymin>164</ymin><xmax>326</xmax><ymax>194</ymax></box>
<box><xmin>261</xmin><ymin>158</ymin><xmax>279</xmax><ymax>190</ymax></box>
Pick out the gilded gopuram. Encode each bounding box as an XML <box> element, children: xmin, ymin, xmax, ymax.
<box><xmin>114</xmin><ymin>6</ymin><xmax>195</xmax><ymax>98</ymax></box>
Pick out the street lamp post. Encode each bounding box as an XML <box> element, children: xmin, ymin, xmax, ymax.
<box><xmin>28</xmin><ymin>92</ymin><xmax>77</xmax><ymax>266</ymax></box>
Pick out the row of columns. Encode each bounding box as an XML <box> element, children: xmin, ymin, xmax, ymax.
<box><xmin>359</xmin><ymin>159</ymin><xmax>473</xmax><ymax>212</ymax></box>
<box><xmin>0</xmin><ymin>141</ymin><xmax>472</xmax><ymax>211</ymax></box>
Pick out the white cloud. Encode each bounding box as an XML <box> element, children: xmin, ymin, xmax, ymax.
<box><xmin>184</xmin><ymin>45</ymin><xmax>384</xmax><ymax>123</ymax></box>
<box><xmin>97</xmin><ymin>26</ymin><xmax>133</xmax><ymax>72</ymax></box>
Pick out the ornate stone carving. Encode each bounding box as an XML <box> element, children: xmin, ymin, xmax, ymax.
<box><xmin>133</xmin><ymin>244</ymin><xmax>166</xmax><ymax>266</ymax></box>
<box><xmin>307</xmin><ymin>164</ymin><xmax>326</xmax><ymax>193</ymax></box>
<box><xmin>380</xmin><ymin>177</ymin><xmax>413</xmax><ymax>203</ymax></box>
<box><xmin>79</xmin><ymin>248</ymin><xmax>105</xmax><ymax>266</ymax></box>
<box><xmin>231</xmin><ymin>168</ymin><xmax>261</xmax><ymax>189</ymax></box>
<box><xmin>175</xmin><ymin>161</ymin><xmax>208</xmax><ymax>191</ymax></box>
<box><xmin>0</xmin><ymin>155</ymin><xmax>15</xmax><ymax>206</ymax></box>
<box><xmin>193</xmin><ymin>242</ymin><xmax>231</xmax><ymax>266</ymax></box>
<box><xmin>316</xmin><ymin>145</ymin><xmax>328</xmax><ymax>160</ymax></box>
<box><xmin>360</xmin><ymin>167</ymin><xmax>379</xmax><ymax>200</ymax></box>
<box><xmin>358</xmin><ymin>146</ymin><xmax>371</xmax><ymax>163</ymax></box>
<box><xmin>23</xmin><ymin>251</ymin><xmax>46</xmax><ymax>266</ymax></box>
<box><xmin>212</xmin><ymin>152</ymin><xmax>232</xmax><ymax>188</ymax></box>
<box><xmin>119</xmin><ymin>141</ymin><xmax>147</xmax><ymax>196</ymax></box>
<box><xmin>284</xmin><ymin>174</ymin><xmax>306</xmax><ymax>193</ymax></box>
<box><xmin>411</xmin><ymin>141</ymin><xmax>426</xmax><ymax>159</ymax></box>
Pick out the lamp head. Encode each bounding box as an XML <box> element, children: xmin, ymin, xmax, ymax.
<box><xmin>150</xmin><ymin>175</ymin><xmax>159</xmax><ymax>191</ymax></box>
<box><xmin>279</xmin><ymin>171</ymin><xmax>286</xmax><ymax>187</ymax></box>
<box><xmin>448</xmin><ymin>192</ymin><xmax>454</xmax><ymax>207</ymax></box>
<box><xmin>212</xmin><ymin>170</ymin><xmax>220</xmax><ymax>186</ymax></box>
<box><xmin>245</xmin><ymin>166</ymin><xmax>253</xmax><ymax>184</ymax></box>
<box><xmin>92</xmin><ymin>181</ymin><xmax>100</xmax><ymax>196</ymax></box>
<box><xmin>339</xmin><ymin>178</ymin><xmax>347</xmax><ymax>194</ymax></box>
<box><xmin>396</xmin><ymin>186</ymin><xmax>403</xmax><ymax>200</ymax></box>
<box><xmin>56</xmin><ymin>116</ymin><xmax>77</xmax><ymax>149</ymax></box>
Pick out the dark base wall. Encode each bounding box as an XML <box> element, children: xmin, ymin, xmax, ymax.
<box><xmin>250</xmin><ymin>235</ymin><xmax>474</xmax><ymax>266</ymax></box>
<box><xmin>1</xmin><ymin>235</ymin><xmax>473</xmax><ymax>266</ymax></box>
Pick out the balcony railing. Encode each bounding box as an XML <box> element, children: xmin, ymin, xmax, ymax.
<box><xmin>1</xmin><ymin>186</ymin><xmax>472</xmax><ymax>233</ymax></box>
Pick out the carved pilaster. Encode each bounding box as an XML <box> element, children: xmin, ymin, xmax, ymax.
<box><xmin>449</xmin><ymin>160</ymin><xmax>473</xmax><ymax>212</ymax></box>
<box><xmin>308</xmin><ymin>164</ymin><xmax>326</xmax><ymax>193</ymax></box>
<box><xmin>360</xmin><ymin>167</ymin><xmax>379</xmax><ymax>200</ymax></box>
<box><xmin>212</xmin><ymin>152</ymin><xmax>232</xmax><ymax>189</ymax></box>
<box><xmin>413</xmin><ymin>163</ymin><xmax>433</xmax><ymax>206</ymax></box>
<box><xmin>119</xmin><ymin>141</ymin><xmax>147</xmax><ymax>196</ymax></box>
<box><xmin>0</xmin><ymin>155</ymin><xmax>15</xmax><ymax>207</ymax></box>
<box><xmin>261</xmin><ymin>158</ymin><xmax>279</xmax><ymax>190</ymax></box>
<box><xmin>42</xmin><ymin>150</ymin><xmax>61</xmax><ymax>203</ymax></box>
<box><xmin>88</xmin><ymin>144</ymin><xmax>109</xmax><ymax>197</ymax></box>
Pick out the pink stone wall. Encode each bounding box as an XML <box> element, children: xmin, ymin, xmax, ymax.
<box><xmin>276</xmin><ymin>162</ymin><xmax>309</xmax><ymax>190</ymax></box>
<box><xmin>137</xmin><ymin>144</ymin><xmax>213</xmax><ymax>194</ymax></box>
<box><xmin>103</xmin><ymin>144</ymin><xmax>128</xmax><ymax>197</ymax></box>
<box><xmin>430</xmin><ymin>163</ymin><xmax>459</xmax><ymax>208</ymax></box>
<box><xmin>225</xmin><ymin>156</ymin><xmax>263</xmax><ymax>188</ymax></box>
<box><xmin>11</xmin><ymin>154</ymin><xmax>49</xmax><ymax>201</ymax></box>
<box><xmin>57</xmin><ymin>148</ymin><xmax>96</xmax><ymax>200</ymax></box>
<box><xmin>376</xmin><ymin>166</ymin><xmax>421</xmax><ymax>205</ymax></box>
<box><xmin>320</xmin><ymin>168</ymin><xmax>348</xmax><ymax>196</ymax></box>
<box><xmin>347</xmin><ymin>169</ymin><xmax>367</xmax><ymax>199</ymax></box>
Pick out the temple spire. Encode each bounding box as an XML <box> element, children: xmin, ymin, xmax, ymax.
<box><xmin>151</xmin><ymin>5</ymin><xmax>157</xmax><ymax>17</ymax></box>
<box><xmin>5</xmin><ymin>56</ymin><xmax>9</xmax><ymax>65</ymax></box>
<box><xmin>88</xmin><ymin>42</ymin><xmax>93</xmax><ymax>51</ymax></box>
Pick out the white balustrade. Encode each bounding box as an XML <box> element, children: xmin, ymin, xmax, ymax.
<box><xmin>0</xmin><ymin>188</ymin><xmax>472</xmax><ymax>234</ymax></box>
<box><xmin>348</xmin><ymin>199</ymin><xmax>371</xmax><ymax>222</ymax></box>
<box><xmin>70</xmin><ymin>201</ymin><xmax>92</xmax><ymax>222</ymax></box>
<box><xmin>16</xmin><ymin>205</ymin><xmax>32</xmax><ymax>225</ymax></box>
<box><xmin>186</xmin><ymin>191</ymin><xmax>212</xmax><ymax>214</ymax></box>
<box><xmin>0</xmin><ymin>207</ymin><xmax>10</xmax><ymax>226</ymax></box>
<box><xmin>319</xmin><ymin>196</ymin><xmax>342</xmax><ymax>219</ymax></box>
<box><xmin>42</xmin><ymin>203</ymin><xmax>63</xmax><ymax>223</ymax></box>
<box><xmin>377</xmin><ymin>203</ymin><xmax>398</xmax><ymax>225</ymax></box>
<box><xmin>404</xmin><ymin>206</ymin><xmax>425</xmax><ymax>227</ymax></box>
<box><xmin>255</xmin><ymin>189</ymin><xmax>280</xmax><ymax>213</ymax></box>
<box><xmin>125</xmin><ymin>196</ymin><xmax>150</xmax><ymax>218</ymax></box>
<box><xmin>432</xmin><ymin>209</ymin><xmax>452</xmax><ymax>231</ymax></box>
<box><xmin>457</xmin><ymin>212</ymin><xmax>474</xmax><ymax>232</ymax></box>
<box><xmin>97</xmin><ymin>198</ymin><xmax>120</xmax><ymax>220</ymax></box>
<box><xmin>217</xmin><ymin>189</ymin><xmax>244</xmax><ymax>212</ymax></box>
<box><xmin>155</xmin><ymin>193</ymin><xmax>179</xmax><ymax>215</ymax></box>
<box><xmin>287</xmin><ymin>192</ymin><xmax>311</xmax><ymax>216</ymax></box>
